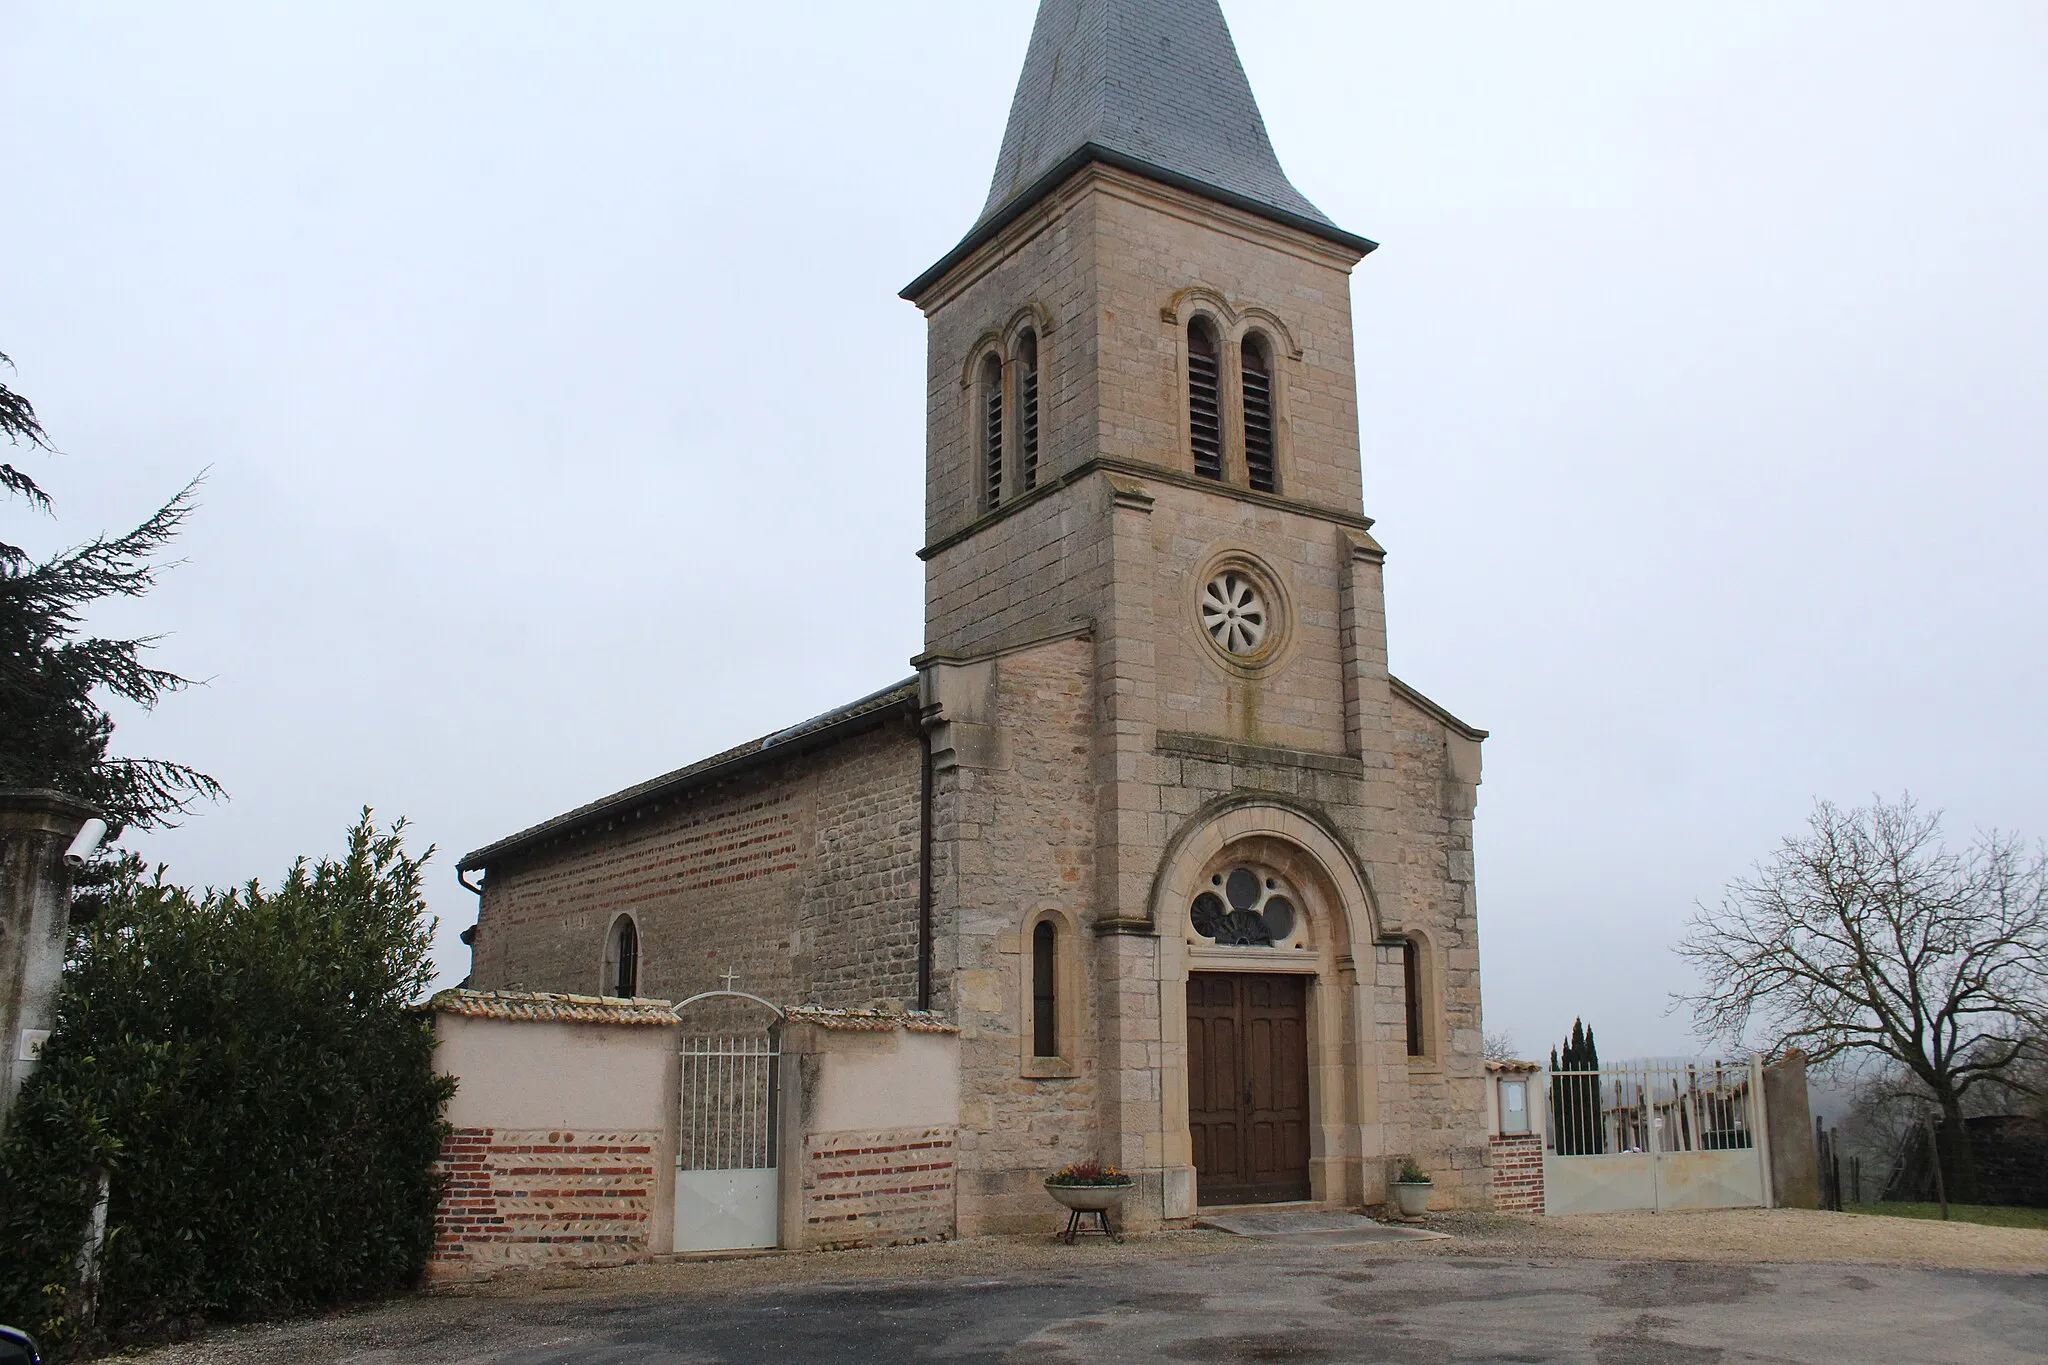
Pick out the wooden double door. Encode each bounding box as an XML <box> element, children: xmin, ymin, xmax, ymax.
<box><xmin>1187</xmin><ymin>972</ymin><xmax>1311</xmax><ymax>1205</ymax></box>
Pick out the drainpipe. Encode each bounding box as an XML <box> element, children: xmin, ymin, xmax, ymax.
<box><xmin>917</xmin><ymin>721</ymin><xmax>934</xmax><ymax>1012</ymax></box>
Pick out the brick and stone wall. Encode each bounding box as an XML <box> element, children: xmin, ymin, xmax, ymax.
<box><xmin>428</xmin><ymin>999</ymin><xmax>679</xmax><ymax>1280</ymax></box>
<box><xmin>1490</xmin><ymin>1133</ymin><xmax>1545</xmax><ymax>1213</ymax></box>
<box><xmin>781</xmin><ymin>1012</ymin><xmax>964</xmax><ymax>1249</ymax></box>
<box><xmin>431</xmin><ymin>1127</ymin><xmax>662</xmax><ymax>1278</ymax></box>
<box><xmin>470</xmin><ymin>723</ymin><xmax>921</xmax><ymax>1012</ymax></box>
<box><xmin>799</xmin><ymin>1127</ymin><xmax>958</xmax><ymax>1249</ymax></box>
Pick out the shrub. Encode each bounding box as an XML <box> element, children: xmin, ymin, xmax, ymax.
<box><xmin>0</xmin><ymin>814</ymin><xmax>455</xmax><ymax>1353</ymax></box>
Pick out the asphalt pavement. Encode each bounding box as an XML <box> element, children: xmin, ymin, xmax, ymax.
<box><xmin>176</xmin><ymin>1248</ymin><xmax>2046</xmax><ymax>1365</ymax></box>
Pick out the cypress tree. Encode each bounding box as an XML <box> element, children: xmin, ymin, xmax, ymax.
<box><xmin>1552</xmin><ymin>1019</ymin><xmax>1606</xmax><ymax>1155</ymax></box>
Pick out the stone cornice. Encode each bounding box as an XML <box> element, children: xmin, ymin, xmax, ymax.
<box><xmin>919</xmin><ymin>459</ymin><xmax>1374</xmax><ymax>562</ymax></box>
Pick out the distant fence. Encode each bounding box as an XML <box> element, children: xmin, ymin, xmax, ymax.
<box><xmin>1544</xmin><ymin>1058</ymin><xmax>1769</xmax><ymax>1215</ymax></box>
<box><xmin>1550</xmin><ymin>1059</ymin><xmax>1760</xmax><ymax>1157</ymax></box>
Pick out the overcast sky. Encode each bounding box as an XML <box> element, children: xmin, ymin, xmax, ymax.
<box><xmin>5</xmin><ymin>1</ymin><xmax>2043</xmax><ymax>1060</ymax></box>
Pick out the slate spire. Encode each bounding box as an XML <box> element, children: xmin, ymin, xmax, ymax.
<box><xmin>984</xmin><ymin>0</ymin><xmax>1336</xmax><ymax>232</ymax></box>
<box><xmin>907</xmin><ymin>0</ymin><xmax>1369</xmax><ymax>297</ymax></box>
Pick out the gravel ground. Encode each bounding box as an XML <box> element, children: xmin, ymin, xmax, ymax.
<box><xmin>115</xmin><ymin>1208</ymin><xmax>2048</xmax><ymax>1363</ymax></box>
<box><xmin>1407</xmin><ymin>1207</ymin><xmax>2048</xmax><ymax>1272</ymax></box>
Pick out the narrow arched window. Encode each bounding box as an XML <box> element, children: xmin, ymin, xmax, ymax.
<box><xmin>608</xmin><ymin>914</ymin><xmax>639</xmax><ymax>998</ymax></box>
<box><xmin>1187</xmin><ymin>318</ymin><xmax>1223</xmax><ymax>481</ymax></box>
<box><xmin>1242</xmin><ymin>333</ymin><xmax>1276</xmax><ymax>493</ymax></box>
<box><xmin>981</xmin><ymin>353</ymin><xmax>1005</xmax><ymax>510</ymax></box>
<box><xmin>1032</xmin><ymin>920</ymin><xmax>1057</xmax><ymax>1057</ymax></box>
<box><xmin>1016</xmin><ymin>330</ymin><xmax>1040</xmax><ymax>493</ymax></box>
<box><xmin>1402</xmin><ymin>938</ymin><xmax>1424</xmax><ymax>1057</ymax></box>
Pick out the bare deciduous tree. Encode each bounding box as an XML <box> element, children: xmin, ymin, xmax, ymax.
<box><xmin>1678</xmin><ymin>796</ymin><xmax>2047</xmax><ymax>1199</ymax></box>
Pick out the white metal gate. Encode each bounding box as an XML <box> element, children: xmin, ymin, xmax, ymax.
<box><xmin>672</xmin><ymin>992</ymin><xmax>782</xmax><ymax>1253</ymax></box>
<box><xmin>1544</xmin><ymin>1058</ymin><xmax>1771</xmax><ymax>1215</ymax></box>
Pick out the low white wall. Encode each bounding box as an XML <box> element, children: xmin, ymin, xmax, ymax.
<box><xmin>440</xmin><ymin>1015</ymin><xmax>675</xmax><ymax>1131</ymax></box>
<box><xmin>810</xmin><ymin>1030</ymin><xmax>959</xmax><ymax>1132</ymax></box>
<box><xmin>431</xmin><ymin>1011</ymin><xmax>681</xmax><ymax>1277</ymax></box>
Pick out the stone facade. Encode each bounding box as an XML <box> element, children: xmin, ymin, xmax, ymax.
<box><xmin>459</xmin><ymin>0</ymin><xmax>1494</xmax><ymax>1246</ymax></box>
<box><xmin>907</xmin><ymin>163</ymin><xmax>1492</xmax><ymax>1225</ymax></box>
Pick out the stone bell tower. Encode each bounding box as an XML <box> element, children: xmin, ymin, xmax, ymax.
<box><xmin>907</xmin><ymin>0</ymin><xmax>1488</xmax><ymax>1230</ymax></box>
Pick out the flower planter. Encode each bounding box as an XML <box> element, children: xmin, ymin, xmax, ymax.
<box><xmin>1046</xmin><ymin>1180</ymin><xmax>1132</xmax><ymax>1243</ymax></box>
<box><xmin>1044</xmin><ymin>1182</ymin><xmax>1132</xmax><ymax>1213</ymax></box>
<box><xmin>1391</xmin><ymin>1180</ymin><xmax>1433</xmax><ymax>1219</ymax></box>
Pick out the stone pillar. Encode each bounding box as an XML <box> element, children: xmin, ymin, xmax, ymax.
<box><xmin>0</xmin><ymin>789</ymin><xmax>99</xmax><ymax>1132</ymax></box>
<box><xmin>1763</xmin><ymin>1051</ymin><xmax>1820</xmax><ymax>1210</ymax></box>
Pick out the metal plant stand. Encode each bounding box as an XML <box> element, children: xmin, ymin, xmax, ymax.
<box><xmin>1061</xmin><ymin>1205</ymin><xmax>1122</xmax><ymax>1245</ymax></box>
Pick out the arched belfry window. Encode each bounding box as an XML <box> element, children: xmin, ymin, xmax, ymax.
<box><xmin>1016</xmin><ymin>331</ymin><xmax>1040</xmax><ymax>493</ymax></box>
<box><xmin>606</xmin><ymin>914</ymin><xmax>639</xmax><ymax>998</ymax></box>
<box><xmin>1242</xmin><ymin>333</ymin><xmax>1276</xmax><ymax>493</ymax></box>
<box><xmin>1187</xmin><ymin>318</ymin><xmax>1223</xmax><ymax>481</ymax></box>
<box><xmin>1032</xmin><ymin>920</ymin><xmax>1057</xmax><ymax>1058</ymax></box>
<box><xmin>981</xmin><ymin>352</ymin><xmax>1005</xmax><ymax>511</ymax></box>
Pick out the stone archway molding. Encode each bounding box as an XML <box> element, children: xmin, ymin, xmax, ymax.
<box><xmin>1146</xmin><ymin>792</ymin><xmax>1384</xmax><ymax>952</ymax></box>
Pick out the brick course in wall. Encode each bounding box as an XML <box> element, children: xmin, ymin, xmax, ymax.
<box><xmin>801</xmin><ymin>1127</ymin><xmax>958</xmax><ymax>1250</ymax></box>
<box><xmin>471</xmin><ymin>722</ymin><xmax>921</xmax><ymax>1013</ymax></box>
<box><xmin>1490</xmin><ymin>1133</ymin><xmax>1544</xmax><ymax>1213</ymax></box>
<box><xmin>429</xmin><ymin>1127</ymin><xmax>661</xmax><ymax>1278</ymax></box>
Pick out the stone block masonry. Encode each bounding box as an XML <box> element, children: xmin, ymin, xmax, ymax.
<box><xmin>471</xmin><ymin>722</ymin><xmax>922</xmax><ymax>1012</ymax></box>
<box><xmin>1490</xmin><ymin>1133</ymin><xmax>1544</xmax><ymax>1213</ymax></box>
<box><xmin>429</xmin><ymin>1127</ymin><xmax>661</xmax><ymax>1280</ymax></box>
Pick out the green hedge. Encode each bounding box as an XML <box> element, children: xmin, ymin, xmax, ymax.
<box><xmin>0</xmin><ymin>814</ymin><xmax>455</xmax><ymax>1354</ymax></box>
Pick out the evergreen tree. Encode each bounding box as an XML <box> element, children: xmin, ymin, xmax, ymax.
<box><xmin>0</xmin><ymin>351</ymin><xmax>219</xmax><ymax>830</ymax></box>
<box><xmin>0</xmin><ymin>814</ymin><xmax>454</xmax><ymax>1350</ymax></box>
<box><xmin>1550</xmin><ymin>1018</ymin><xmax>1606</xmax><ymax>1155</ymax></box>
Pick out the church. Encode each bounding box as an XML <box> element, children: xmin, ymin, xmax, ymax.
<box><xmin>457</xmin><ymin>0</ymin><xmax>1492</xmax><ymax>1232</ymax></box>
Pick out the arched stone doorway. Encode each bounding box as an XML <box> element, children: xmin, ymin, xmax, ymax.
<box><xmin>1152</xmin><ymin>801</ymin><xmax>1384</xmax><ymax>1217</ymax></box>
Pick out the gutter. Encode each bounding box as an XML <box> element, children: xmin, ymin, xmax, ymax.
<box><xmin>917</xmin><ymin>716</ymin><xmax>934</xmax><ymax>1012</ymax></box>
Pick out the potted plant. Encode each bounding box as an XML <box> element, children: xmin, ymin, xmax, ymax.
<box><xmin>1391</xmin><ymin>1159</ymin><xmax>1433</xmax><ymax>1219</ymax></box>
<box><xmin>1044</xmin><ymin>1161</ymin><xmax>1134</xmax><ymax>1243</ymax></box>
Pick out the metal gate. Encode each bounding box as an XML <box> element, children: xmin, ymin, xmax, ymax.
<box><xmin>672</xmin><ymin>992</ymin><xmax>782</xmax><ymax>1253</ymax></box>
<box><xmin>1544</xmin><ymin>1057</ymin><xmax>1771</xmax><ymax>1215</ymax></box>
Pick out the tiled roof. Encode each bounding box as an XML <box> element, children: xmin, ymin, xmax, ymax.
<box><xmin>458</xmin><ymin>678</ymin><xmax>918</xmax><ymax>872</ymax></box>
<box><xmin>1486</xmin><ymin>1058</ymin><xmax>1544</xmax><ymax>1075</ymax></box>
<box><xmin>431</xmin><ymin>989</ymin><xmax>684</xmax><ymax>1026</ymax></box>
<box><xmin>907</xmin><ymin>0</ymin><xmax>1371</xmax><ymax>298</ymax></box>
<box><xmin>784</xmin><ymin>1005</ymin><xmax>960</xmax><ymax>1034</ymax></box>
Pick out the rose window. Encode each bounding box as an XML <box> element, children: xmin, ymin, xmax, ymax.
<box><xmin>1190</xmin><ymin>867</ymin><xmax>1299</xmax><ymax>948</ymax></box>
<box><xmin>1201</xmin><ymin>571</ymin><xmax>1268</xmax><ymax>656</ymax></box>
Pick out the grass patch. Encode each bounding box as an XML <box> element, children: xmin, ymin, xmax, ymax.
<box><xmin>1847</xmin><ymin>1203</ymin><xmax>2048</xmax><ymax>1231</ymax></box>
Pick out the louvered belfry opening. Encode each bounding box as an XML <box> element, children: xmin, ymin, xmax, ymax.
<box><xmin>1188</xmin><ymin>318</ymin><xmax>1224</xmax><ymax>480</ymax></box>
<box><xmin>981</xmin><ymin>353</ymin><xmax>1005</xmax><ymax>509</ymax></box>
<box><xmin>1017</xmin><ymin>330</ymin><xmax>1040</xmax><ymax>493</ymax></box>
<box><xmin>1242</xmin><ymin>333</ymin><xmax>1276</xmax><ymax>492</ymax></box>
